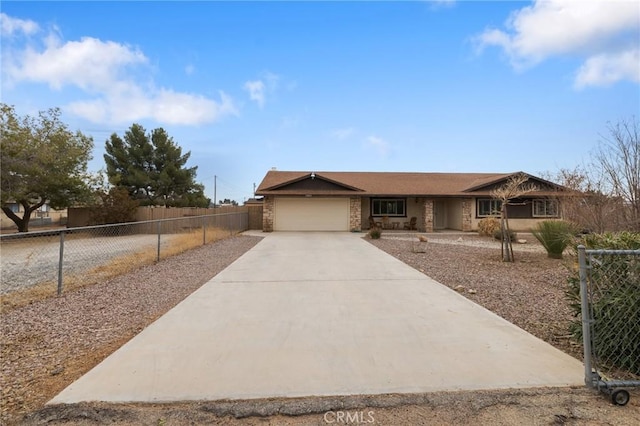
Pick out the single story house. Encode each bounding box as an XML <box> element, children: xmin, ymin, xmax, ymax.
<box><xmin>255</xmin><ymin>170</ymin><xmax>568</xmax><ymax>232</ymax></box>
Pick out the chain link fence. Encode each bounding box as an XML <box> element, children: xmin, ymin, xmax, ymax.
<box><xmin>578</xmin><ymin>246</ymin><xmax>640</xmax><ymax>406</ymax></box>
<box><xmin>0</xmin><ymin>212</ymin><xmax>248</xmax><ymax>305</ymax></box>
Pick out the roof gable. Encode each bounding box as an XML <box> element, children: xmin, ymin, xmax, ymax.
<box><xmin>261</xmin><ymin>172</ymin><xmax>363</xmax><ymax>192</ymax></box>
<box><xmin>463</xmin><ymin>172</ymin><xmax>566</xmax><ymax>193</ymax></box>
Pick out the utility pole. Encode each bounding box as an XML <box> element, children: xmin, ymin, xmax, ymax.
<box><xmin>253</xmin><ymin>182</ymin><xmax>256</xmax><ymax>197</ymax></box>
<box><xmin>213</xmin><ymin>175</ymin><xmax>217</xmax><ymax>208</ymax></box>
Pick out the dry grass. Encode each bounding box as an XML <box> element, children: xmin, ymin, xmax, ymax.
<box><xmin>0</xmin><ymin>227</ymin><xmax>233</xmax><ymax>313</ymax></box>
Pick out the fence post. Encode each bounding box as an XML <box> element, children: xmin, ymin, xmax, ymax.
<box><xmin>57</xmin><ymin>231</ymin><xmax>65</xmax><ymax>296</ymax></box>
<box><xmin>157</xmin><ymin>220</ymin><xmax>161</xmax><ymax>262</ymax></box>
<box><xmin>203</xmin><ymin>215</ymin><xmax>206</xmax><ymax>245</ymax></box>
<box><xmin>578</xmin><ymin>245</ymin><xmax>594</xmax><ymax>387</ymax></box>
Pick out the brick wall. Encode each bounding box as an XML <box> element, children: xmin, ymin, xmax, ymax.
<box><xmin>462</xmin><ymin>199</ymin><xmax>472</xmax><ymax>231</ymax></box>
<box><xmin>349</xmin><ymin>197</ymin><xmax>362</xmax><ymax>231</ymax></box>
<box><xmin>422</xmin><ymin>199</ymin><xmax>434</xmax><ymax>232</ymax></box>
<box><xmin>263</xmin><ymin>196</ymin><xmax>274</xmax><ymax>232</ymax></box>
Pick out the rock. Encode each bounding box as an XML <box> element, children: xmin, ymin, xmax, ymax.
<box><xmin>467</xmin><ymin>289</ymin><xmax>477</xmax><ymax>294</ymax></box>
<box><xmin>50</xmin><ymin>367</ymin><xmax>64</xmax><ymax>376</ymax></box>
<box><xmin>418</xmin><ymin>235</ymin><xmax>428</xmax><ymax>242</ymax></box>
<box><xmin>454</xmin><ymin>285</ymin><xmax>466</xmax><ymax>292</ymax></box>
<box><xmin>456</xmin><ymin>237</ymin><xmax>463</xmax><ymax>242</ymax></box>
<box><xmin>517</xmin><ymin>239</ymin><xmax>527</xmax><ymax>244</ymax></box>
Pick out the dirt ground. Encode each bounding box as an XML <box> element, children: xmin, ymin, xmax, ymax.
<box><xmin>3</xmin><ymin>233</ymin><xmax>640</xmax><ymax>425</ymax></box>
<box><xmin>19</xmin><ymin>388</ymin><xmax>640</xmax><ymax>425</ymax></box>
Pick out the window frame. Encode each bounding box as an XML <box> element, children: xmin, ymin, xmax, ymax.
<box><xmin>371</xmin><ymin>198</ymin><xmax>406</xmax><ymax>217</ymax></box>
<box><xmin>476</xmin><ymin>198</ymin><xmax>502</xmax><ymax>217</ymax></box>
<box><xmin>532</xmin><ymin>199</ymin><xmax>559</xmax><ymax>218</ymax></box>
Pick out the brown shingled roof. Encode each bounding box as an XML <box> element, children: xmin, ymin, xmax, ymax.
<box><xmin>256</xmin><ymin>170</ymin><xmax>565</xmax><ymax>197</ymax></box>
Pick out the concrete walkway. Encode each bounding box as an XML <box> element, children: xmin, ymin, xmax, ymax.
<box><xmin>50</xmin><ymin>232</ymin><xmax>583</xmax><ymax>404</ymax></box>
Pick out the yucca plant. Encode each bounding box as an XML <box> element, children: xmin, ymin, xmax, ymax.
<box><xmin>531</xmin><ymin>220</ymin><xmax>576</xmax><ymax>259</ymax></box>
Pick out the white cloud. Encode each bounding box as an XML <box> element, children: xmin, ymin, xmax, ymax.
<box><xmin>67</xmin><ymin>88</ymin><xmax>238</xmax><ymax>126</ymax></box>
<box><xmin>475</xmin><ymin>0</ymin><xmax>640</xmax><ymax>87</ymax></box>
<box><xmin>0</xmin><ymin>13</ymin><xmax>39</xmax><ymax>37</ymax></box>
<box><xmin>244</xmin><ymin>80</ymin><xmax>266</xmax><ymax>108</ymax></box>
<box><xmin>243</xmin><ymin>71</ymin><xmax>281</xmax><ymax>108</ymax></box>
<box><xmin>575</xmin><ymin>48</ymin><xmax>640</xmax><ymax>88</ymax></box>
<box><xmin>332</xmin><ymin>127</ymin><xmax>356</xmax><ymax>140</ymax></box>
<box><xmin>7</xmin><ymin>35</ymin><xmax>147</xmax><ymax>91</ymax></box>
<box><xmin>1</xmin><ymin>14</ymin><xmax>237</xmax><ymax>125</ymax></box>
<box><xmin>365</xmin><ymin>135</ymin><xmax>390</xmax><ymax>158</ymax></box>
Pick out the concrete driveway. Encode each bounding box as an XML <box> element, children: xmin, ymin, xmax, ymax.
<box><xmin>50</xmin><ymin>232</ymin><xmax>583</xmax><ymax>404</ymax></box>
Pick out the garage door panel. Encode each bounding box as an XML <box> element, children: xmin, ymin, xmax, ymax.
<box><xmin>274</xmin><ymin>198</ymin><xmax>349</xmax><ymax>231</ymax></box>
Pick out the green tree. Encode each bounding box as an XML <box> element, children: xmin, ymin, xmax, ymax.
<box><xmin>104</xmin><ymin>124</ymin><xmax>209</xmax><ymax>207</ymax></box>
<box><xmin>0</xmin><ymin>104</ymin><xmax>94</xmax><ymax>232</ymax></box>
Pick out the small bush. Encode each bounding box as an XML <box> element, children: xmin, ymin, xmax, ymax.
<box><xmin>566</xmin><ymin>232</ymin><xmax>640</xmax><ymax>375</ymax></box>
<box><xmin>368</xmin><ymin>228</ymin><xmax>382</xmax><ymax>239</ymax></box>
<box><xmin>581</xmin><ymin>231</ymin><xmax>640</xmax><ymax>250</ymax></box>
<box><xmin>89</xmin><ymin>187</ymin><xmax>139</xmax><ymax>225</ymax></box>
<box><xmin>531</xmin><ymin>220</ymin><xmax>576</xmax><ymax>259</ymax></box>
<box><xmin>492</xmin><ymin>228</ymin><xmax>517</xmax><ymax>242</ymax></box>
<box><xmin>478</xmin><ymin>217</ymin><xmax>500</xmax><ymax>237</ymax></box>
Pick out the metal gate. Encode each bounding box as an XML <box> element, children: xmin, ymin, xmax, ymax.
<box><xmin>578</xmin><ymin>246</ymin><xmax>640</xmax><ymax>405</ymax></box>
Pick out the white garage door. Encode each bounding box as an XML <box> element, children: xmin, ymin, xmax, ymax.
<box><xmin>274</xmin><ymin>197</ymin><xmax>350</xmax><ymax>231</ymax></box>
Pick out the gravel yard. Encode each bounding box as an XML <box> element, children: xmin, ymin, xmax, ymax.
<box><xmin>2</xmin><ymin>231</ymin><xmax>639</xmax><ymax>425</ymax></box>
<box><xmin>0</xmin><ymin>235</ymin><xmax>263</xmax><ymax>424</ymax></box>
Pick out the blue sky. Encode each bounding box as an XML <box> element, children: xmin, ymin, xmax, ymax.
<box><xmin>2</xmin><ymin>1</ymin><xmax>639</xmax><ymax>203</ymax></box>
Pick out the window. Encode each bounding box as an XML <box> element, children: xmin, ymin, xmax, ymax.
<box><xmin>8</xmin><ymin>203</ymin><xmax>20</xmax><ymax>213</ymax></box>
<box><xmin>533</xmin><ymin>199</ymin><xmax>558</xmax><ymax>217</ymax></box>
<box><xmin>477</xmin><ymin>199</ymin><xmax>502</xmax><ymax>217</ymax></box>
<box><xmin>371</xmin><ymin>198</ymin><xmax>406</xmax><ymax>217</ymax></box>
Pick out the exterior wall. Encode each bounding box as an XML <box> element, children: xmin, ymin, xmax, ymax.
<box><xmin>461</xmin><ymin>199</ymin><xmax>472</xmax><ymax>231</ymax></box>
<box><xmin>361</xmin><ymin>197</ymin><xmax>423</xmax><ymax>229</ymax></box>
<box><xmin>422</xmin><ymin>199</ymin><xmax>434</xmax><ymax>232</ymax></box>
<box><xmin>469</xmin><ymin>197</ymin><xmax>563</xmax><ymax>232</ymax></box>
<box><xmin>263</xmin><ymin>196</ymin><xmax>275</xmax><ymax>232</ymax></box>
<box><xmin>361</xmin><ymin>198</ymin><xmax>371</xmax><ymax>224</ymax></box>
<box><xmin>349</xmin><ymin>197</ymin><xmax>362</xmax><ymax>231</ymax></box>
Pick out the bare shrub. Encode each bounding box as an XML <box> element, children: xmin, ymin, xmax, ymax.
<box><xmin>478</xmin><ymin>216</ymin><xmax>500</xmax><ymax>236</ymax></box>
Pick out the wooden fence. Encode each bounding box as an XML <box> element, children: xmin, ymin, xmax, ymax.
<box><xmin>247</xmin><ymin>205</ymin><xmax>263</xmax><ymax>230</ymax></box>
<box><xmin>68</xmin><ymin>205</ymin><xmax>252</xmax><ymax>229</ymax></box>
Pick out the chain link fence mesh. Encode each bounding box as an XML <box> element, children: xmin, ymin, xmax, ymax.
<box><xmin>579</xmin><ymin>246</ymin><xmax>640</xmax><ymax>404</ymax></box>
<box><xmin>1</xmin><ymin>213</ymin><xmax>248</xmax><ymax>306</ymax></box>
